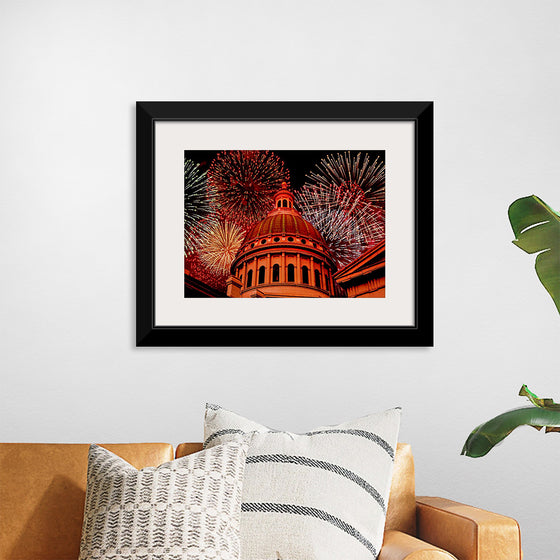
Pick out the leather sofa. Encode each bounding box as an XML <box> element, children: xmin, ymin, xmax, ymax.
<box><xmin>0</xmin><ymin>442</ymin><xmax>522</xmax><ymax>560</ymax></box>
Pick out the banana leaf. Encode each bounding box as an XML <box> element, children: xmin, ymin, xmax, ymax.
<box><xmin>519</xmin><ymin>383</ymin><xmax>560</xmax><ymax>409</ymax></box>
<box><xmin>508</xmin><ymin>195</ymin><xmax>560</xmax><ymax>314</ymax></box>
<box><xmin>461</xmin><ymin>386</ymin><xmax>560</xmax><ymax>458</ymax></box>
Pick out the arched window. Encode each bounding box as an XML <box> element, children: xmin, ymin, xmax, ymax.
<box><xmin>282</xmin><ymin>200</ymin><xmax>287</xmax><ymax>207</ymax></box>
<box><xmin>315</xmin><ymin>270</ymin><xmax>321</xmax><ymax>288</ymax></box>
<box><xmin>258</xmin><ymin>266</ymin><xmax>266</xmax><ymax>284</ymax></box>
<box><xmin>246</xmin><ymin>269</ymin><xmax>253</xmax><ymax>288</ymax></box>
<box><xmin>302</xmin><ymin>266</ymin><xmax>309</xmax><ymax>284</ymax></box>
<box><xmin>277</xmin><ymin>200</ymin><xmax>281</xmax><ymax>208</ymax></box>
<box><xmin>287</xmin><ymin>264</ymin><xmax>295</xmax><ymax>282</ymax></box>
<box><xmin>324</xmin><ymin>273</ymin><xmax>329</xmax><ymax>292</ymax></box>
<box><xmin>272</xmin><ymin>264</ymin><xmax>280</xmax><ymax>282</ymax></box>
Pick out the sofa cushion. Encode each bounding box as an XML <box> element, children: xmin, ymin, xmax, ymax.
<box><xmin>79</xmin><ymin>441</ymin><xmax>248</xmax><ymax>560</ymax></box>
<box><xmin>385</xmin><ymin>443</ymin><xmax>416</xmax><ymax>536</ymax></box>
<box><xmin>204</xmin><ymin>404</ymin><xmax>401</xmax><ymax>560</ymax></box>
<box><xmin>0</xmin><ymin>443</ymin><xmax>173</xmax><ymax>560</ymax></box>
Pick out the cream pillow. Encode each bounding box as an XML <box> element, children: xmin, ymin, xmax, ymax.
<box><xmin>204</xmin><ymin>404</ymin><xmax>401</xmax><ymax>560</ymax></box>
<box><xmin>79</xmin><ymin>441</ymin><xmax>248</xmax><ymax>560</ymax></box>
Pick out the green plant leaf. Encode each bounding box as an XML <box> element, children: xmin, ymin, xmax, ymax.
<box><xmin>519</xmin><ymin>384</ymin><xmax>560</xmax><ymax>409</ymax></box>
<box><xmin>508</xmin><ymin>195</ymin><xmax>560</xmax><ymax>314</ymax></box>
<box><xmin>461</xmin><ymin>406</ymin><xmax>560</xmax><ymax>458</ymax></box>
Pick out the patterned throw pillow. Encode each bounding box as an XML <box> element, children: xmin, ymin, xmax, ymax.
<box><xmin>204</xmin><ymin>404</ymin><xmax>401</xmax><ymax>560</ymax></box>
<box><xmin>79</xmin><ymin>441</ymin><xmax>248</xmax><ymax>560</ymax></box>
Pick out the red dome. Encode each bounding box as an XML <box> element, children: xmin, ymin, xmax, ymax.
<box><xmin>227</xmin><ymin>185</ymin><xmax>337</xmax><ymax>298</ymax></box>
<box><xmin>244</xmin><ymin>213</ymin><xmax>323</xmax><ymax>244</ymax></box>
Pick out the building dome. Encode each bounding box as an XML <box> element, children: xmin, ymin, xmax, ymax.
<box><xmin>226</xmin><ymin>183</ymin><xmax>337</xmax><ymax>298</ymax></box>
<box><xmin>244</xmin><ymin>209</ymin><xmax>324</xmax><ymax>244</ymax></box>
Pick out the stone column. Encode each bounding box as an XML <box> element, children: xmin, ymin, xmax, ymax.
<box><xmin>266</xmin><ymin>253</ymin><xmax>271</xmax><ymax>284</ymax></box>
<box><xmin>310</xmin><ymin>257</ymin><xmax>315</xmax><ymax>287</ymax></box>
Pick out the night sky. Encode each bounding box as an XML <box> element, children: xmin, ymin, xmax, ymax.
<box><xmin>183</xmin><ymin>149</ymin><xmax>386</xmax><ymax>295</ymax></box>
<box><xmin>184</xmin><ymin>149</ymin><xmax>385</xmax><ymax>194</ymax></box>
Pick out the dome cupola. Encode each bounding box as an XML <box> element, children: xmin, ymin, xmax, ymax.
<box><xmin>274</xmin><ymin>183</ymin><xmax>295</xmax><ymax>210</ymax></box>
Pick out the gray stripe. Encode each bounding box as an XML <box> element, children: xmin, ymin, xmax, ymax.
<box><xmin>241</xmin><ymin>502</ymin><xmax>377</xmax><ymax>557</ymax></box>
<box><xmin>305</xmin><ymin>429</ymin><xmax>394</xmax><ymax>459</ymax></box>
<box><xmin>247</xmin><ymin>454</ymin><xmax>385</xmax><ymax>512</ymax></box>
<box><xmin>203</xmin><ymin>429</ymin><xmax>246</xmax><ymax>448</ymax></box>
<box><xmin>204</xmin><ymin>428</ymin><xmax>394</xmax><ymax>458</ymax></box>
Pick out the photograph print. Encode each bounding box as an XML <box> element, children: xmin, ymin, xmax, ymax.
<box><xmin>183</xmin><ymin>149</ymin><xmax>386</xmax><ymax>299</ymax></box>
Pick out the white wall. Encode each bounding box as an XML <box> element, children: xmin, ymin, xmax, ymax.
<box><xmin>1</xmin><ymin>1</ymin><xmax>559</xmax><ymax>558</ymax></box>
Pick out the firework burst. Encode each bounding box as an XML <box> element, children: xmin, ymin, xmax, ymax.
<box><xmin>184</xmin><ymin>253</ymin><xmax>226</xmax><ymax>291</ymax></box>
<box><xmin>296</xmin><ymin>182</ymin><xmax>385</xmax><ymax>267</ymax></box>
<box><xmin>197</xmin><ymin>220</ymin><xmax>246</xmax><ymax>277</ymax></box>
<box><xmin>305</xmin><ymin>151</ymin><xmax>385</xmax><ymax>207</ymax></box>
<box><xmin>208</xmin><ymin>150</ymin><xmax>289</xmax><ymax>227</ymax></box>
<box><xmin>184</xmin><ymin>159</ymin><xmax>217</xmax><ymax>256</ymax></box>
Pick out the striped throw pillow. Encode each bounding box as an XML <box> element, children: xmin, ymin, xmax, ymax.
<box><xmin>79</xmin><ymin>441</ymin><xmax>249</xmax><ymax>560</ymax></box>
<box><xmin>204</xmin><ymin>405</ymin><xmax>401</xmax><ymax>560</ymax></box>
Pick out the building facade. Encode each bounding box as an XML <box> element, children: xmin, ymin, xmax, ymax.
<box><xmin>226</xmin><ymin>184</ymin><xmax>338</xmax><ymax>298</ymax></box>
<box><xmin>333</xmin><ymin>241</ymin><xmax>385</xmax><ymax>298</ymax></box>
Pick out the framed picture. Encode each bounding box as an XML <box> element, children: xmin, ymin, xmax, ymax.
<box><xmin>136</xmin><ymin>102</ymin><xmax>433</xmax><ymax>347</ymax></box>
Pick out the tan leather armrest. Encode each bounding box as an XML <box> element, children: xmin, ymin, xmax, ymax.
<box><xmin>379</xmin><ymin>530</ymin><xmax>457</xmax><ymax>559</ymax></box>
<box><xmin>416</xmin><ymin>497</ymin><xmax>522</xmax><ymax>560</ymax></box>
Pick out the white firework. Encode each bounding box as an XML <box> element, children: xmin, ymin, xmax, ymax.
<box><xmin>305</xmin><ymin>151</ymin><xmax>385</xmax><ymax>207</ymax></box>
<box><xmin>296</xmin><ymin>182</ymin><xmax>384</xmax><ymax>267</ymax></box>
<box><xmin>184</xmin><ymin>158</ymin><xmax>217</xmax><ymax>256</ymax></box>
<box><xmin>197</xmin><ymin>220</ymin><xmax>246</xmax><ymax>276</ymax></box>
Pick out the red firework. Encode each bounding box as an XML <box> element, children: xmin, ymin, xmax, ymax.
<box><xmin>208</xmin><ymin>150</ymin><xmax>290</xmax><ymax>227</ymax></box>
<box><xmin>184</xmin><ymin>253</ymin><xmax>228</xmax><ymax>291</ymax></box>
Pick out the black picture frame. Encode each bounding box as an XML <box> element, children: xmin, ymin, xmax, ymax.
<box><xmin>136</xmin><ymin>101</ymin><xmax>433</xmax><ymax>347</ymax></box>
